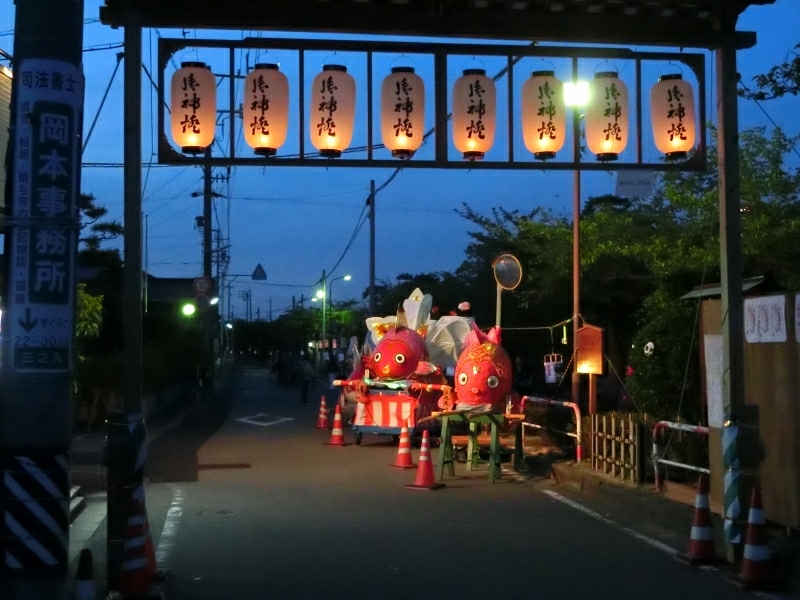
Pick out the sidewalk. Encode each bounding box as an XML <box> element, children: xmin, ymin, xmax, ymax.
<box><xmin>545</xmin><ymin>459</ymin><xmax>800</xmax><ymax>593</ymax></box>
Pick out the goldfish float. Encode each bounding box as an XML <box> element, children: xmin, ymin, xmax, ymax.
<box><xmin>448</xmin><ymin>325</ymin><xmax>512</xmax><ymax>412</ymax></box>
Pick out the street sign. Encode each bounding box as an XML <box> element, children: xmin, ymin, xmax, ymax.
<box><xmin>251</xmin><ymin>263</ymin><xmax>267</xmax><ymax>281</ymax></box>
<box><xmin>193</xmin><ymin>276</ymin><xmax>212</xmax><ymax>295</ymax></box>
<box><xmin>615</xmin><ymin>169</ymin><xmax>655</xmax><ymax>198</ymax></box>
<box><xmin>195</xmin><ymin>294</ymin><xmax>211</xmax><ymax>311</ymax></box>
<box><xmin>6</xmin><ymin>59</ymin><xmax>82</xmax><ymax>373</ymax></box>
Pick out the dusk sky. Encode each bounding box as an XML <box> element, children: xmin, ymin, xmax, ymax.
<box><xmin>1</xmin><ymin>1</ymin><xmax>798</xmax><ymax>321</ymax></box>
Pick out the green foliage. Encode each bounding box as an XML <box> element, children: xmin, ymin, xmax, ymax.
<box><xmin>740</xmin><ymin>43</ymin><xmax>800</xmax><ymax>100</ymax></box>
<box><xmin>76</xmin><ymin>283</ymin><xmax>103</xmax><ymax>339</ymax></box>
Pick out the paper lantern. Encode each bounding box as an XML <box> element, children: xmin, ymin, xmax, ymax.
<box><xmin>310</xmin><ymin>65</ymin><xmax>355</xmax><ymax>158</ymax></box>
<box><xmin>170</xmin><ymin>62</ymin><xmax>216</xmax><ymax>154</ymax></box>
<box><xmin>585</xmin><ymin>71</ymin><xmax>629</xmax><ymax>162</ymax></box>
<box><xmin>452</xmin><ymin>69</ymin><xmax>496</xmax><ymax>161</ymax></box>
<box><xmin>243</xmin><ymin>64</ymin><xmax>289</xmax><ymax>157</ymax></box>
<box><xmin>522</xmin><ymin>70</ymin><xmax>566</xmax><ymax>160</ymax></box>
<box><xmin>381</xmin><ymin>67</ymin><xmax>425</xmax><ymax>159</ymax></box>
<box><xmin>650</xmin><ymin>74</ymin><xmax>696</xmax><ymax>160</ymax></box>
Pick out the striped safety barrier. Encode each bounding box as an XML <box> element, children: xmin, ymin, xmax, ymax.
<box><xmin>2</xmin><ymin>451</ymin><xmax>69</xmax><ymax>571</ymax></box>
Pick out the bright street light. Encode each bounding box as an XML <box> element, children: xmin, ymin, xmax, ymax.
<box><xmin>564</xmin><ymin>81</ymin><xmax>590</xmax><ymax>108</ymax></box>
<box><xmin>225</xmin><ymin>322</ymin><xmax>233</xmax><ymax>330</ymax></box>
<box><xmin>343</xmin><ymin>275</ymin><xmax>352</xmax><ymax>281</ymax></box>
<box><xmin>210</xmin><ymin>296</ymin><xmax>219</xmax><ymax>305</ymax></box>
<box><xmin>311</xmin><ymin>297</ymin><xmax>318</xmax><ymax>302</ymax></box>
<box><xmin>315</xmin><ymin>289</ymin><xmax>325</xmax><ymax>300</ymax></box>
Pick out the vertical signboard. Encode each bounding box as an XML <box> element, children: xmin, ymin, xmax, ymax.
<box><xmin>6</xmin><ymin>59</ymin><xmax>81</xmax><ymax>373</ymax></box>
<box><xmin>0</xmin><ymin>66</ymin><xmax>11</xmax><ymax>223</ymax></box>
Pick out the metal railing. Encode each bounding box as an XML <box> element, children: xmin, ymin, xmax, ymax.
<box><xmin>652</xmin><ymin>420</ymin><xmax>710</xmax><ymax>492</ymax></box>
<box><xmin>520</xmin><ymin>396</ymin><xmax>582</xmax><ymax>463</ymax></box>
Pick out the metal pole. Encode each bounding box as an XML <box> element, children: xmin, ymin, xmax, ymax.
<box><xmin>495</xmin><ymin>283</ymin><xmax>502</xmax><ymax>328</ymax></box>
<box><xmin>716</xmin><ymin>20</ymin><xmax>750</xmax><ymax>563</ymax></box>
<box><xmin>1</xmin><ymin>2</ymin><xmax>83</xmax><ymax>596</ymax></box>
<box><xmin>368</xmin><ymin>180</ymin><xmax>376</xmax><ymax>316</ymax></box>
<box><xmin>322</xmin><ymin>269</ymin><xmax>327</xmax><ymax>365</ymax></box>
<box><xmin>203</xmin><ymin>148</ymin><xmax>213</xmax><ymax>279</ymax></box>
<box><xmin>571</xmin><ymin>168</ymin><xmax>582</xmax><ymax>406</ymax></box>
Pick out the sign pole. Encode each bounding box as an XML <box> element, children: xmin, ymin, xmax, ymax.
<box><xmin>1</xmin><ymin>1</ymin><xmax>84</xmax><ymax>597</ymax></box>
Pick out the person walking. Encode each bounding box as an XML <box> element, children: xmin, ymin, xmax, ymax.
<box><xmin>300</xmin><ymin>354</ymin><xmax>316</xmax><ymax>404</ymax></box>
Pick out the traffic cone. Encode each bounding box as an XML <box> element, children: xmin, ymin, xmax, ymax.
<box><xmin>406</xmin><ymin>430</ymin><xmax>444</xmax><ymax>490</ymax></box>
<box><xmin>74</xmin><ymin>548</ymin><xmax>96</xmax><ymax>600</ymax></box>
<box><xmin>119</xmin><ymin>492</ymin><xmax>154</xmax><ymax>598</ymax></box>
<box><xmin>675</xmin><ymin>475</ymin><xmax>721</xmax><ymax>565</ymax></box>
<box><xmin>389</xmin><ymin>426</ymin><xmax>416</xmax><ymax>470</ymax></box>
<box><xmin>728</xmin><ymin>486</ymin><xmax>787</xmax><ymax>590</ymax></box>
<box><xmin>315</xmin><ymin>396</ymin><xmax>330</xmax><ymax>429</ymax></box>
<box><xmin>325</xmin><ymin>404</ymin><xmax>347</xmax><ymax>446</ymax></box>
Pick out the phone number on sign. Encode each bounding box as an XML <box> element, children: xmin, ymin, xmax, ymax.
<box><xmin>14</xmin><ymin>336</ymin><xmax>70</xmax><ymax>347</ymax></box>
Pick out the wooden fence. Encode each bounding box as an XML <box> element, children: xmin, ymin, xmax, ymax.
<box><xmin>591</xmin><ymin>413</ymin><xmax>645</xmax><ymax>484</ymax></box>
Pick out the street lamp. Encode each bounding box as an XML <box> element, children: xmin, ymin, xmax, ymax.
<box><xmin>327</xmin><ymin>274</ymin><xmax>352</xmax><ymax>354</ymax></box>
<box><xmin>565</xmin><ymin>79</ymin><xmax>590</xmax><ymax>408</ymax></box>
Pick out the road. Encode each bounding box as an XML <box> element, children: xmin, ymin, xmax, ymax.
<box><xmin>138</xmin><ymin>366</ymin><xmax>753</xmax><ymax>600</ymax></box>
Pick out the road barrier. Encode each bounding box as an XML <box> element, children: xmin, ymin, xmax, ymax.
<box><xmin>652</xmin><ymin>420</ymin><xmax>709</xmax><ymax>492</ymax></box>
<box><xmin>520</xmin><ymin>396</ymin><xmax>582</xmax><ymax>463</ymax></box>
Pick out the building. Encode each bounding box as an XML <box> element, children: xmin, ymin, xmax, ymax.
<box><xmin>0</xmin><ymin>64</ymin><xmax>10</xmax><ymax>226</ymax></box>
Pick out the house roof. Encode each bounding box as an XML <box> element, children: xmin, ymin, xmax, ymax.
<box><xmin>100</xmin><ymin>0</ymin><xmax>774</xmax><ymax>48</ymax></box>
<box><xmin>679</xmin><ymin>276</ymin><xmax>765</xmax><ymax>300</ymax></box>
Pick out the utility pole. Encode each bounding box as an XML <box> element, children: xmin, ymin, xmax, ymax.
<box><xmin>270</xmin><ymin>298</ymin><xmax>273</xmax><ymax>321</ymax></box>
<box><xmin>1</xmin><ymin>3</ymin><xmax>83</xmax><ymax>597</ymax></box>
<box><xmin>321</xmin><ymin>269</ymin><xmax>327</xmax><ymax>367</ymax></box>
<box><xmin>201</xmin><ymin>147</ymin><xmax>214</xmax><ymax>390</ymax></box>
<box><xmin>368</xmin><ymin>180</ymin><xmax>376</xmax><ymax>316</ymax></box>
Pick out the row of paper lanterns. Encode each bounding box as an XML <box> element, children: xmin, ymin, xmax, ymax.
<box><xmin>170</xmin><ymin>61</ymin><xmax>696</xmax><ymax>161</ymax></box>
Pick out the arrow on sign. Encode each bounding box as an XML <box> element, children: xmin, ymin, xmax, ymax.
<box><xmin>19</xmin><ymin>308</ymin><xmax>39</xmax><ymax>333</ymax></box>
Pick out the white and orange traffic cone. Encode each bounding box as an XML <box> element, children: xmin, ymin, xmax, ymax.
<box><xmin>389</xmin><ymin>426</ymin><xmax>416</xmax><ymax>470</ymax></box>
<box><xmin>675</xmin><ymin>475</ymin><xmax>721</xmax><ymax>565</ymax></box>
<box><xmin>119</xmin><ymin>492</ymin><xmax>155</xmax><ymax>598</ymax></box>
<box><xmin>315</xmin><ymin>396</ymin><xmax>330</xmax><ymax>429</ymax></box>
<box><xmin>405</xmin><ymin>430</ymin><xmax>443</xmax><ymax>490</ymax></box>
<box><xmin>74</xmin><ymin>548</ymin><xmax>96</xmax><ymax>600</ymax></box>
<box><xmin>728</xmin><ymin>486</ymin><xmax>787</xmax><ymax>591</ymax></box>
<box><xmin>325</xmin><ymin>404</ymin><xmax>347</xmax><ymax>447</ymax></box>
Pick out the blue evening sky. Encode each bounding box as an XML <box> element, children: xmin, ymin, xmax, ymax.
<box><xmin>0</xmin><ymin>1</ymin><xmax>797</xmax><ymax>320</ymax></box>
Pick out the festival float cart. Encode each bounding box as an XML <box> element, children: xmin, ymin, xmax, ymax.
<box><xmin>334</xmin><ymin>289</ymin><xmax>474</xmax><ymax>445</ymax></box>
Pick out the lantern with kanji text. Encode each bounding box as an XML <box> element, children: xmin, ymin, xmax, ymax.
<box><xmin>452</xmin><ymin>69</ymin><xmax>496</xmax><ymax>161</ymax></box>
<box><xmin>650</xmin><ymin>74</ymin><xmax>696</xmax><ymax>160</ymax></box>
<box><xmin>310</xmin><ymin>65</ymin><xmax>355</xmax><ymax>158</ymax></box>
<box><xmin>585</xmin><ymin>71</ymin><xmax>629</xmax><ymax>161</ymax></box>
<box><xmin>170</xmin><ymin>62</ymin><xmax>216</xmax><ymax>153</ymax></box>
<box><xmin>243</xmin><ymin>63</ymin><xmax>289</xmax><ymax>157</ymax></box>
<box><xmin>522</xmin><ymin>70</ymin><xmax>565</xmax><ymax>160</ymax></box>
<box><xmin>381</xmin><ymin>67</ymin><xmax>425</xmax><ymax>159</ymax></box>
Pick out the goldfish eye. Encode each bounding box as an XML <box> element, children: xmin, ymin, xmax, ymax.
<box><xmin>458</xmin><ymin>372</ymin><xmax>468</xmax><ymax>385</ymax></box>
<box><xmin>373</xmin><ymin>352</ymin><xmax>382</xmax><ymax>362</ymax></box>
<box><xmin>487</xmin><ymin>375</ymin><xmax>499</xmax><ymax>389</ymax></box>
<box><xmin>394</xmin><ymin>353</ymin><xmax>406</xmax><ymax>364</ymax></box>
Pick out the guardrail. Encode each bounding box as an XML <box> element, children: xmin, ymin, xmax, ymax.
<box><xmin>520</xmin><ymin>396</ymin><xmax>582</xmax><ymax>463</ymax></box>
<box><xmin>652</xmin><ymin>420</ymin><xmax>710</xmax><ymax>492</ymax></box>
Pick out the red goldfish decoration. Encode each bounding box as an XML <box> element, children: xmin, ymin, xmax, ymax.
<box><xmin>454</xmin><ymin>326</ymin><xmax>512</xmax><ymax>408</ymax></box>
<box><xmin>369</xmin><ymin>326</ymin><xmax>428</xmax><ymax>380</ymax></box>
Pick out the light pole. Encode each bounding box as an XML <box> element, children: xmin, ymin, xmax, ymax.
<box><xmin>564</xmin><ymin>78</ymin><xmax>590</xmax><ymax>407</ymax></box>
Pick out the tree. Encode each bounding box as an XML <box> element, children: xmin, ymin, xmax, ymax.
<box><xmin>740</xmin><ymin>43</ymin><xmax>800</xmax><ymax>100</ymax></box>
<box><xmin>80</xmin><ymin>193</ymin><xmax>123</xmax><ymax>251</ymax></box>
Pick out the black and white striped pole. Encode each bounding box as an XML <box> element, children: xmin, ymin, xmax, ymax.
<box><xmin>0</xmin><ymin>1</ymin><xmax>84</xmax><ymax>598</ymax></box>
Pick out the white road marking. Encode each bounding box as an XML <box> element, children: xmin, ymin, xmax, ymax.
<box><xmin>155</xmin><ymin>486</ymin><xmax>183</xmax><ymax>568</ymax></box>
<box><xmin>542</xmin><ymin>489</ymin><xmax>679</xmax><ymax>555</ymax></box>
<box><xmin>234</xmin><ymin>414</ymin><xmax>294</xmax><ymax>427</ymax></box>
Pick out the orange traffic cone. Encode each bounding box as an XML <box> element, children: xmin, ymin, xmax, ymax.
<box><xmin>675</xmin><ymin>475</ymin><xmax>721</xmax><ymax>566</ymax></box>
<box><xmin>119</xmin><ymin>492</ymin><xmax>154</xmax><ymax>598</ymax></box>
<box><xmin>389</xmin><ymin>426</ymin><xmax>416</xmax><ymax>470</ymax></box>
<box><xmin>74</xmin><ymin>548</ymin><xmax>96</xmax><ymax>600</ymax></box>
<box><xmin>728</xmin><ymin>486</ymin><xmax>787</xmax><ymax>591</ymax></box>
<box><xmin>406</xmin><ymin>430</ymin><xmax>444</xmax><ymax>490</ymax></box>
<box><xmin>325</xmin><ymin>404</ymin><xmax>347</xmax><ymax>446</ymax></box>
<box><xmin>316</xmin><ymin>396</ymin><xmax>330</xmax><ymax>429</ymax></box>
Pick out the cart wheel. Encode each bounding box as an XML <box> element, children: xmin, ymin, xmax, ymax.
<box><xmin>355</xmin><ymin>433</ymin><xmax>363</xmax><ymax>445</ymax></box>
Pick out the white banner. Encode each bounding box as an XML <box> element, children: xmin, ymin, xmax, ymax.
<box><xmin>703</xmin><ymin>334</ymin><xmax>724</xmax><ymax>428</ymax></box>
<box><xmin>744</xmin><ymin>295</ymin><xmax>786</xmax><ymax>344</ymax></box>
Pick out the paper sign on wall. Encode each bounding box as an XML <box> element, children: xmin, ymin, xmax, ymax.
<box><xmin>795</xmin><ymin>294</ymin><xmax>800</xmax><ymax>343</ymax></box>
<box><xmin>704</xmin><ymin>334</ymin><xmax>724</xmax><ymax>428</ymax></box>
<box><xmin>744</xmin><ymin>295</ymin><xmax>786</xmax><ymax>343</ymax></box>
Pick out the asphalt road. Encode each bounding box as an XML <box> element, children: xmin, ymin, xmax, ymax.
<box><xmin>139</xmin><ymin>366</ymin><xmax>755</xmax><ymax>600</ymax></box>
